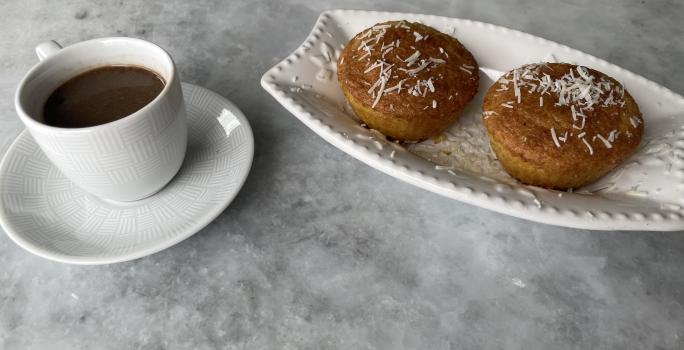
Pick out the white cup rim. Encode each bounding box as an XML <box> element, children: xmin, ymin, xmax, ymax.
<box><xmin>15</xmin><ymin>37</ymin><xmax>177</xmax><ymax>133</ymax></box>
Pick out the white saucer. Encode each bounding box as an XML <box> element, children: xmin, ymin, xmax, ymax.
<box><xmin>0</xmin><ymin>83</ymin><xmax>254</xmax><ymax>264</ymax></box>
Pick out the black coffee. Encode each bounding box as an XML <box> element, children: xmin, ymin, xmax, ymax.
<box><xmin>43</xmin><ymin>65</ymin><xmax>165</xmax><ymax>128</ymax></box>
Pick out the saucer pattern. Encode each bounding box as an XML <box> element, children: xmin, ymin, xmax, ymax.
<box><xmin>0</xmin><ymin>83</ymin><xmax>254</xmax><ymax>264</ymax></box>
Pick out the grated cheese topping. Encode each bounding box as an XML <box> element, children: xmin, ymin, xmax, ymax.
<box><xmin>496</xmin><ymin>63</ymin><xmax>636</xmax><ymax>156</ymax></box>
<box><xmin>346</xmin><ymin>21</ymin><xmax>475</xmax><ymax>110</ymax></box>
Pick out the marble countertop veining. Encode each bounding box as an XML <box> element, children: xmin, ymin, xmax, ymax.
<box><xmin>1</xmin><ymin>0</ymin><xmax>684</xmax><ymax>349</ymax></box>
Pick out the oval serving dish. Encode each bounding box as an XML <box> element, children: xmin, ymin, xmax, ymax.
<box><xmin>261</xmin><ymin>9</ymin><xmax>684</xmax><ymax>231</ymax></box>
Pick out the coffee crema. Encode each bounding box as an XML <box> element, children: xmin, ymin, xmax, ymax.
<box><xmin>43</xmin><ymin>65</ymin><xmax>165</xmax><ymax>128</ymax></box>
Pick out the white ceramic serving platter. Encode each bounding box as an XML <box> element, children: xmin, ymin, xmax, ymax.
<box><xmin>0</xmin><ymin>83</ymin><xmax>254</xmax><ymax>264</ymax></box>
<box><xmin>261</xmin><ymin>10</ymin><xmax>684</xmax><ymax>231</ymax></box>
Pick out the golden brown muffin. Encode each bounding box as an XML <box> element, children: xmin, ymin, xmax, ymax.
<box><xmin>483</xmin><ymin>63</ymin><xmax>644</xmax><ymax>190</ymax></box>
<box><xmin>337</xmin><ymin>21</ymin><xmax>479</xmax><ymax>141</ymax></box>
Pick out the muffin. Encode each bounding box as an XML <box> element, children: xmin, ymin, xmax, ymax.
<box><xmin>482</xmin><ymin>63</ymin><xmax>644</xmax><ymax>189</ymax></box>
<box><xmin>337</xmin><ymin>21</ymin><xmax>479</xmax><ymax>141</ymax></box>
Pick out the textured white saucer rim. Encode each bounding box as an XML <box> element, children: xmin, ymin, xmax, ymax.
<box><xmin>0</xmin><ymin>83</ymin><xmax>254</xmax><ymax>264</ymax></box>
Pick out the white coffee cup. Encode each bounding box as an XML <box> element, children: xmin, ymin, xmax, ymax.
<box><xmin>15</xmin><ymin>37</ymin><xmax>187</xmax><ymax>202</ymax></box>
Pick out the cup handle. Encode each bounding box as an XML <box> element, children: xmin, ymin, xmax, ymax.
<box><xmin>35</xmin><ymin>40</ymin><xmax>63</xmax><ymax>61</ymax></box>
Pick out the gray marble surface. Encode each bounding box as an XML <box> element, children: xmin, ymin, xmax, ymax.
<box><xmin>1</xmin><ymin>0</ymin><xmax>683</xmax><ymax>349</ymax></box>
